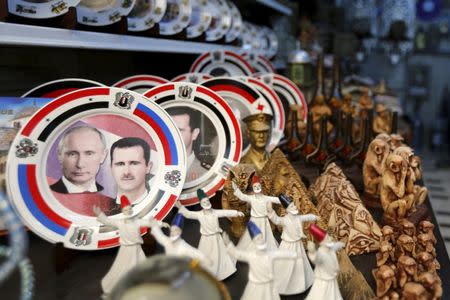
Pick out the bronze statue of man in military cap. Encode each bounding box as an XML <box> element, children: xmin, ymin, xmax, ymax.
<box><xmin>240</xmin><ymin>113</ymin><xmax>273</xmax><ymax>172</ymax></box>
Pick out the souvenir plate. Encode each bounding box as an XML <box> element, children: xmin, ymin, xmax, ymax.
<box><xmin>224</xmin><ymin>0</ymin><xmax>242</xmax><ymax>43</ymax></box>
<box><xmin>8</xmin><ymin>0</ymin><xmax>80</xmax><ymax>19</ymax></box>
<box><xmin>262</xmin><ymin>26</ymin><xmax>279</xmax><ymax>59</ymax></box>
<box><xmin>205</xmin><ymin>0</ymin><xmax>232</xmax><ymax>41</ymax></box>
<box><xmin>242</xmin><ymin>53</ymin><xmax>276</xmax><ymax>74</ymax></box>
<box><xmin>256</xmin><ymin>73</ymin><xmax>308</xmax><ymax>122</ymax></box>
<box><xmin>76</xmin><ymin>0</ymin><xmax>136</xmax><ymax>26</ymax></box>
<box><xmin>238</xmin><ymin>76</ymin><xmax>284</xmax><ymax>152</ymax></box>
<box><xmin>186</xmin><ymin>0</ymin><xmax>212</xmax><ymax>38</ymax></box>
<box><xmin>190</xmin><ymin>50</ymin><xmax>254</xmax><ymax>76</ymax></box>
<box><xmin>201</xmin><ymin>77</ymin><xmax>272</xmax><ymax>154</ymax></box>
<box><xmin>171</xmin><ymin>72</ymin><xmax>212</xmax><ymax>83</ymax></box>
<box><xmin>22</xmin><ymin>78</ymin><xmax>105</xmax><ymax>98</ymax></box>
<box><xmin>158</xmin><ymin>0</ymin><xmax>192</xmax><ymax>35</ymax></box>
<box><xmin>6</xmin><ymin>87</ymin><xmax>186</xmax><ymax>249</ymax></box>
<box><xmin>241</xmin><ymin>22</ymin><xmax>261</xmax><ymax>54</ymax></box>
<box><xmin>127</xmin><ymin>0</ymin><xmax>167</xmax><ymax>31</ymax></box>
<box><xmin>143</xmin><ymin>83</ymin><xmax>241</xmax><ymax>205</ymax></box>
<box><xmin>113</xmin><ymin>75</ymin><xmax>169</xmax><ymax>94</ymax></box>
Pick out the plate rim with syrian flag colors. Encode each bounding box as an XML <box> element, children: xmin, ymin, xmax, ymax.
<box><xmin>22</xmin><ymin>78</ymin><xmax>105</xmax><ymax>98</ymax></box>
<box><xmin>255</xmin><ymin>73</ymin><xmax>308</xmax><ymax>122</ymax></box>
<box><xmin>171</xmin><ymin>72</ymin><xmax>212</xmax><ymax>83</ymax></box>
<box><xmin>190</xmin><ymin>50</ymin><xmax>255</xmax><ymax>76</ymax></box>
<box><xmin>201</xmin><ymin>76</ymin><xmax>272</xmax><ymax>154</ymax></box>
<box><xmin>6</xmin><ymin>87</ymin><xmax>187</xmax><ymax>250</ymax></box>
<box><xmin>242</xmin><ymin>53</ymin><xmax>276</xmax><ymax>74</ymax></box>
<box><xmin>7</xmin><ymin>0</ymin><xmax>80</xmax><ymax>19</ymax></box>
<box><xmin>113</xmin><ymin>75</ymin><xmax>169</xmax><ymax>94</ymax></box>
<box><xmin>143</xmin><ymin>82</ymin><xmax>241</xmax><ymax>206</ymax></box>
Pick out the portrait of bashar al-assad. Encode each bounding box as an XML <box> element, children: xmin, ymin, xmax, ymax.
<box><xmin>50</xmin><ymin>125</ymin><xmax>108</xmax><ymax>194</ymax></box>
<box><xmin>166</xmin><ymin>106</ymin><xmax>211</xmax><ymax>183</ymax></box>
<box><xmin>110</xmin><ymin>137</ymin><xmax>152</xmax><ymax>206</ymax></box>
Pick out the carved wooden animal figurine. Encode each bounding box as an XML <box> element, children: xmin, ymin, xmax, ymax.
<box><xmin>372</xmin><ymin>265</ymin><xmax>398</xmax><ymax>299</ymax></box>
<box><xmin>418</xmin><ymin>272</ymin><xmax>442</xmax><ymax>300</ymax></box>
<box><xmin>397</xmin><ymin>255</ymin><xmax>418</xmax><ymax>288</ymax></box>
<box><xmin>395</xmin><ymin>234</ymin><xmax>416</xmax><ymax>260</ymax></box>
<box><xmin>401</xmin><ymin>282</ymin><xmax>427</xmax><ymax>300</ymax></box>
<box><xmin>363</xmin><ymin>138</ymin><xmax>390</xmax><ymax>197</ymax></box>
<box><xmin>373</xmin><ymin>103</ymin><xmax>391</xmax><ymax>134</ymax></box>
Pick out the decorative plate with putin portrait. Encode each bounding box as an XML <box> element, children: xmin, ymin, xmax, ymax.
<box><xmin>143</xmin><ymin>82</ymin><xmax>242</xmax><ymax>206</ymax></box>
<box><xmin>6</xmin><ymin>87</ymin><xmax>186</xmax><ymax>250</ymax></box>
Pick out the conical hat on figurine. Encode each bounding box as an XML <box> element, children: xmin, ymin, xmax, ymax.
<box><xmin>278</xmin><ymin>193</ymin><xmax>292</xmax><ymax>209</ymax></box>
<box><xmin>172</xmin><ymin>213</ymin><xmax>184</xmax><ymax>229</ymax></box>
<box><xmin>309</xmin><ymin>224</ymin><xmax>326</xmax><ymax>242</ymax></box>
<box><xmin>120</xmin><ymin>195</ymin><xmax>131</xmax><ymax>209</ymax></box>
<box><xmin>252</xmin><ymin>175</ymin><xmax>261</xmax><ymax>185</ymax></box>
<box><xmin>247</xmin><ymin>221</ymin><xmax>262</xmax><ymax>239</ymax></box>
<box><xmin>197</xmin><ymin>189</ymin><xmax>208</xmax><ymax>201</ymax></box>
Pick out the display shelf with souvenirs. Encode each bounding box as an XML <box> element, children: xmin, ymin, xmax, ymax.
<box><xmin>1</xmin><ymin>1</ymin><xmax>450</xmax><ymax>300</ymax></box>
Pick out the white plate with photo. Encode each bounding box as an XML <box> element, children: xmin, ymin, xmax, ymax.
<box><xmin>224</xmin><ymin>0</ymin><xmax>242</xmax><ymax>43</ymax></box>
<box><xmin>237</xmin><ymin>76</ymin><xmax>285</xmax><ymax>152</ymax></box>
<box><xmin>76</xmin><ymin>0</ymin><xmax>136</xmax><ymax>26</ymax></box>
<box><xmin>186</xmin><ymin>0</ymin><xmax>212</xmax><ymax>39</ymax></box>
<box><xmin>8</xmin><ymin>0</ymin><xmax>80</xmax><ymax>19</ymax></box>
<box><xmin>113</xmin><ymin>75</ymin><xmax>169</xmax><ymax>94</ymax></box>
<box><xmin>262</xmin><ymin>26</ymin><xmax>278</xmax><ymax>59</ymax></box>
<box><xmin>205</xmin><ymin>0</ymin><xmax>231</xmax><ymax>42</ymax></box>
<box><xmin>127</xmin><ymin>0</ymin><xmax>167</xmax><ymax>32</ymax></box>
<box><xmin>6</xmin><ymin>87</ymin><xmax>186</xmax><ymax>249</ymax></box>
<box><xmin>201</xmin><ymin>77</ymin><xmax>272</xmax><ymax>154</ymax></box>
<box><xmin>22</xmin><ymin>78</ymin><xmax>105</xmax><ymax>98</ymax></box>
<box><xmin>255</xmin><ymin>73</ymin><xmax>308</xmax><ymax>123</ymax></box>
<box><xmin>242</xmin><ymin>53</ymin><xmax>276</xmax><ymax>74</ymax></box>
<box><xmin>144</xmin><ymin>82</ymin><xmax>241</xmax><ymax>205</ymax></box>
<box><xmin>171</xmin><ymin>72</ymin><xmax>212</xmax><ymax>83</ymax></box>
<box><xmin>158</xmin><ymin>0</ymin><xmax>191</xmax><ymax>35</ymax></box>
<box><xmin>190</xmin><ymin>50</ymin><xmax>254</xmax><ymax>76</ymax></box>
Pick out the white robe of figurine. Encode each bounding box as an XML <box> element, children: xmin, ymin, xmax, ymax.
<box><xmin>150</xmin><ymin>223</ymin><xmax>209</xmax><ymax>264</ymax></box>
<box><xmin>96</xmin><ymin>211</ymin><xmax>151</xmax><ymax>294</ymax></box>
<box><xmin>233</xmin><ymin>185</ymin><xmax>280</xmax><ymax>251</ymax></box>
<box><xmin>226</xmin><ymin>238</ymin><xmax>296</xmax><ymax>300</ymax></box>
<box><xmin>269</xmin><ymin>209</ymin><xmax>317</xmax><ymax>295</ymax></box>
<box><xmin>179</xmin><ymin>206</ymin><xmax>243</xmax><ymax>280</ymax></box>
<box><xmin>306</xmin><ymin>238</ymin><xmax>343</xmax><ymax>300</ymax></box>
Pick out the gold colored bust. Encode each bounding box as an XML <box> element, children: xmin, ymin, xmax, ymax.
<box><xmin>240</xmin><ymin>113</ymin><xmax>273</xmax><ymax>172</ymax></box>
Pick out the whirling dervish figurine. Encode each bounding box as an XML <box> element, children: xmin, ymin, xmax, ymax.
<box><xmin>223</xmin><ymin>221</ymin><xmax>296</xmax><ymax>300</ymax></box>
<box><xmin>268</xmin><ymin>194</ymin><xmax>318</xmax><ymax>295</ymax></box>
<box><xmin>232</xmin><ymin>175</ymin><xmax>280</xmax><ymax>251</ymax></box>
<box><xmin>149</xmin><ymin>213</ymin><xmax>211</xmax><ymax>267</ymax></box>
<box><xmin>176</xmin><ymin>189</ymin><xmax>244</xmax><ymax>280</ymax></box>
<box><xmin>93</xmin><ymin>195</ymin><xmax>157</xmax><ymax>296</ymax></box>
<box><xmin>306</xmin><ymin>224</ymin><xmax>344</xmax><ymax>300</ymax></box>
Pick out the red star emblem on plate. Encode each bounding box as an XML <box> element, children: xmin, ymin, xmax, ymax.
<box><xmin>257</xmin><ymin>104</ymin><xmax>264</xmax><ymax>111</ymax></box>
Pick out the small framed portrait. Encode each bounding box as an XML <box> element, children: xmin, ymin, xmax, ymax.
<box><xmin>6</xmin><ymin>87</ymin><xmax>186</xmax><ymax>250</ymax></box>
<box><xmin>144</xmin><ymin>82</ymin><xmax>242</xmax><ymax>205</ymax></box>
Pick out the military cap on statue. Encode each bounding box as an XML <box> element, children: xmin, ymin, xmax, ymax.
<box><xmin>243</xmin><ymin>113</ymin><xmax>273</xmax><ymax>131</ymax></box>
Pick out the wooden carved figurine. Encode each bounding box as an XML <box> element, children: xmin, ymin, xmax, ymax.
<box><xmin>402</xmin><ymin>282</ymin><xmax>427</xmax><ymax>300</ymax></box>
<box><xmin>363</xmin><ymin>137</ymin><xmax>390</xmax><ymax>198</ymax></box>
<box><xmin>372</xmin><ymin>265</ymin><xmax>398</xmax><ymax>299</ymax></box>
<box><xmin>418</xmin><ymin>272</ymin><xmax>442</xmax><ymax>300</ymax></box>
<box><xmin>373</xmin><ymin>103</ymin><xmax>392</xmax><ymax>134</ymax></box>
<box><xmin>389</xmin><ymin>133</ymin><xmax>405</xmax><ymax>150</ymax></box>
<box><xmin>176</xmin><ymin>190</ymin><xmax>244</xmax><ymax>280</ymax></box>
<box><xmin>397</xmin><ymin>255</ymin><xmax>418</xmax><ymax>288</ymax></box>
<box><xmin>395</xmin><ymin>234</ymin><xmax>416</xmax><ymax>259</ymax></box>
<box><xmin>416</xmin><ymin>251</ymin><xmax>437</xmax><ymax>274</ymax></box>
<box><xmin>240</xmin><ymin>113</ymin><xmax>273</xmax><ymax>172</ymax></box>
<box><xmin>310</xmin><ymin>95</ymin><xmax>333</xmax><ymax>139</ymax></box>
<box><xmin>418</xmin><ymin>221</ymin><xmax>437</xmax><ymax>245</ymax></box>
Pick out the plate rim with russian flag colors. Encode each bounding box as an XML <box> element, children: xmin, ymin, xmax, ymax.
<box><xmin>242</xmin><ymin>53</ymin><xmax>276</xmax><ymax>74</ymax></box>
<box><xmin>6</xmin><ymin>87</ymin><xmax>187</xmax><ymax>250</ymax></box>
<box><xmin>76</xmin><ymin>0</ymin><xmax>136</xmax><ymax>26</ymax></box>
<box><xmin>201</xmin><ymin>76</ymin><xmax>272</xmax><ymax>154</ymax></box>
<box><xmin>171</xmin><ymin>72</ymin><xmax>212</xmax><ymax>84</ymax></box>
<box><xmin>7</xmin><ymin>0</ymin><xmax>80</xmax><ymax>19</ymax></box>
<box><xmin>127</xmin><ymin>0</ymin><xmax>167</xmax><ymax>32</ymax></box>
<box><xmin>255</xmin><ymin>73</ymin><xmax>308</xmax><ymax>122</ymax></box>
<box><xmin>158</xmin><ymin>0</ymin><xmax>192</xmax><ymax>36</ymax></box>
<box><xmin>143</xmin><ymin>82</ymin><xmax>241</xmax><ymax>206</ymax></box>
<box><xmin>190</xmin><ymin>50</ymin><xmax>255</xmax><ymax>77</ymax></box>
<box><xmin>22</xmin><ymin>78</ymin><xmax>105</xmax><ymax>98</ymax></box>
<box><xmin>113</xmin><ymin>74</ymin><xmax>169</xmax><ymax>94</ymax></box>
<box><xmin>237</xmin><ymin>76</ymin><xmax>285</xmax><ymax>152</ymax></box>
